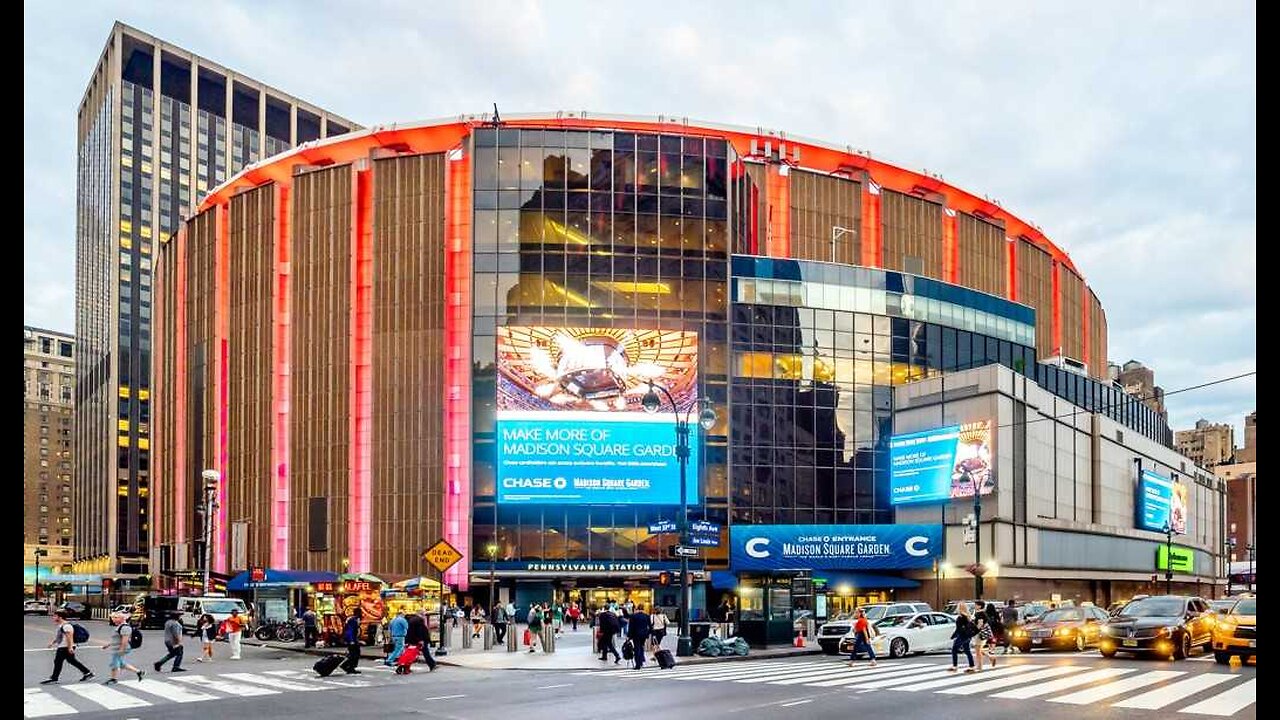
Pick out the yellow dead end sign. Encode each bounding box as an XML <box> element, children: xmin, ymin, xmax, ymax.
<box><xmin>423</xmin><ymin>539</ymin><xmax>464</xmax><ymax>574</ymax></box>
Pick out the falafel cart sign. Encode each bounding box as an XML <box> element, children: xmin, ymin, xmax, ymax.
<box><xmin>494</xmin><ymin>327</ymin><xmax>700</xmax><ymax>505</ymax></box>
<box><xmin>729</xmin><ymin>525</ymin><xmax>943</xmax><ymax>571</ymax></box>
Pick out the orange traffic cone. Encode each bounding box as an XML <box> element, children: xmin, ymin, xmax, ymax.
<box><xmin>794</xmin><ymin>633</ymin><xmax>805</xmax><ymax>648</ymax></box>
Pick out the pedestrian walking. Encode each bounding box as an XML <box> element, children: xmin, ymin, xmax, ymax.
<box><xmin>596</xmin><ymin>605</ymin><xmax>621</xmax><ymax>663</ymax></box>
<box><xmin>568</xmin><ymin>603</ymin><xmax>581</xmax><ymax>632</ymax></box>
<box><xmin>1001</xmin><ymin>600</ymin><xmax>1021</xmax><ymax>654</ymax></box>
<box><xmin>552</xmin><ymin>603</ymin><xmax>564</xmax><ymax>635</ymax></box>
<box><xmin>302</xmin><ymin>606</ymin><xmax>319</xmax><ymax>648</ymax></box>
<box><xmin>102</xmin><ymin>611</ymin><xmax>144</xmax><ymax>684</ymax></box>
<box><xmin>985</xmin><ymin>602</ymin><xmax>1006</xmax><ymax>656</ymax></box>
<box><xmin>949</xmin><ymin>605</ymin><xmax>977</xmax><ymax>673</ymax></box>
<box><xmin>340</xmin><ymin>613</ymin><xmax>362</xmax><ymax>674</ymax></box>
<box><xmin>649</xmin><ymin>607</ymin><xmax>669</xmax><ymax>650</ymax></box>
<box><xmin>384</xmin><ymin>610</ymin><xmax>409</xmax><ymax>666</ymax></box>
<box><xmin>196</xmin><ymin>613</ymin><xmax>216</xmax><ymax>662</ymax></box>
<box><xmin>153</xmin><ymin>615</ymin><xmax>187</xmax><ymax>673</ymax></box>
<box><xmin>974</xmin><ymin>613</ymin><xmax>997</xmax><ymax>668</ymax></box>
<box><xmin>526</xmin><ymin>604</ymin><xmax>544</xmax><ymax>653</ymax></box>
<box><xmin>470</xmin><ymin>605</ymin><xmax>485</xmax><ymax>639</ymax></box>
<box><xmin>42</xmin><ymin>610</ymin><xmax>93</xmax><ymax>684</ymax></box>
<box><xmin>846</xmin><ymin>608</ymin><xmax>878</xmax><ymax>667</ymax></box>
<box><xmin>224</xmin><ymin>608</ymin><xmax>245</xmax><ymax>660</ymax></box>
<box><xmin>626</xmin><ymin>605</ymin><xmax>652</xmax><ymax>669</ymax></box>
<box><xmin>405</xmin><ymin>611</ymin><xmax>437</xmax><ymax>671</ymax></box>
<box><xmin>491</xmin><ymin>602</ymin><xmax>508</xmax><ymax>644</ymax></box>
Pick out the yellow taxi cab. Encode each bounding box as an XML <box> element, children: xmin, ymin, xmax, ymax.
<box><xmin>1212</xmin><ymin>596</ymin><xmax>1256</xmax><ymax>664</ymax></box>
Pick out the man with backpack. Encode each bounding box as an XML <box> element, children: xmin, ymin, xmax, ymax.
<box><xmin>102</xmin><ymin>611</ymin><xmax>145</xmax><ymax>684</ymax></box>
<box><xmin>42</xmin><ymin>610</ymin><xmax>94</xmax><ymax>684</ymax></box>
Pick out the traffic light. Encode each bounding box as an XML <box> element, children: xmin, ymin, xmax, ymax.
<box><xmin>658</xmin><ymin>571</ymin><xmax>672</xmax><ymax>586</ymax></box>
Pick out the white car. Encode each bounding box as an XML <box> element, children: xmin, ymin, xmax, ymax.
<box><xmin>841</xmin><ymin>611</ymin><xmax>958</xmax><ymax>658</ymax></box>
<box><xmin>24</xmin><ymin>599</ymin><xmax>51</xmax><ymax>615</ymax></box>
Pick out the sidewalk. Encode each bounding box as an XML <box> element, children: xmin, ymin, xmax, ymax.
<box><xmin>243</xmin><ymin>623</ymin><xmax>821</xmax><ymax>671</ymax></box>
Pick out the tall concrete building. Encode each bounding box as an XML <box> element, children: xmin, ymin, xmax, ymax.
<box><xmin>1236</xmin><ymin>410</ymin><xmax>1256</xmax><ymax>463</ymax></box>
<box><xmin>74</xmin><ymin>21</ymin><xmax>360</xmax><ymax>577</ymax></box>
<box><xmin>1175</xmin><ymin>418</ymin><xmax>1236</xmax><ymax>469</ymax></box>
<box><xmin>24</xmin><ymin>328</ymin><xmax>76</xmax><ymax>577</ymax></box>
<box><xmin>1108</xmin><ymin>359</ymin><xmax>1166</xmax><ymax>420</ymax></box>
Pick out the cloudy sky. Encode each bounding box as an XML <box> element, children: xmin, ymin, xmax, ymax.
<box><xmin>24</xmin><ymin>1</ymin><xmax>1255</xmax><ymax>436</ymax></box>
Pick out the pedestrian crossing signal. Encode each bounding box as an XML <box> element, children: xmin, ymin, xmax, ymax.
<box><xmin>658</xmin><ymin>571</ymin><xmax>672</xmax><ymax>586</ymax></box>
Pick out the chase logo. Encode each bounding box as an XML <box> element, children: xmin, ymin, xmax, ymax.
<box><xmin>745</xmin><ymin>537</ymin><xmax>771</xmax><ymax>558</ymax></box>
<box><xmin>904</xmin><ymin>535</ymin><xmax>930</xmax><ymax>557</ymax></box>
<box><xmin>553</xmin><ymin>477</ymin><xmax>567</xmax><ymax>489</ymax></box>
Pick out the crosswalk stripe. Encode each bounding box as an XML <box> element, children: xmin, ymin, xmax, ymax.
<box><xmin>938</xmin><ymin>665</ymin><xmax>1084</xmax><ymax>695</ymax></box>
<box><xmin>220</xmin><ymin>672</ymin><xmax>324</xmax><ymax>692</ymax></box>
<box><xmin>892</xmin><ymin>664</ymin><xmax>1040</xmax><ymax>692</ymax></box>
<box><xmin>731</xmin><ymin>663</ymin><xmax>903</xmax><ymax>683</ymax></box>
<box><xmin>991</xmin><ymin>668</ymin><xmax>1135</xmax><ymax>699</ymax></box>
<box><xmin>62</xmin><ymin>683</ymin><xmax>152</xmax><ymax>710</ymax></box>
<box><xmin>806</xmin><ymin>664</ymin><xmax>945</xmax><ymax>688</ymax></box>
<box><xmin>681</xmin><ymin>663</ymin><xmax>838</xmax><ymax>681</ymax></box>
<box><xmin>168</xmin><ymin>674</ymin><xmax>281</xmax><ymax>696</ymax></box>
<box><xmin>769</xmin><ymin>662</ymin><xmax>935</xmax><ymax>685</ymax></box>
<box><xmin>23</xmin><ymin>688</ymin><xmax>77</xmax><ymax>718</ymax></box>
<box><xmin>1179</xmin><ymin>678</ymin><xmax>1257</xmax><ymax>716</ymax></box>
<box><xmin>1048</xmin><ymin>670</ymin><xmax>1184</xmax><ymax>705</ymax></box>
<box><xmin>130</xmin><ymin>678</ymin><xmax>218</xmax><ymax>703</ymax></box>
<box><xmin>266</xmin><ymin>669</ymin><xmax>375</xmax><ymax>688</ymax></box>
<box><xmin>1112</xmin><ymin>673</ymin><xmax>1239</xmax><ymax>710</ymax></box>
<box><xmin>844</xmin><ymin>668</ymin><xmax>961</xmax><ymax>689</ymax></box>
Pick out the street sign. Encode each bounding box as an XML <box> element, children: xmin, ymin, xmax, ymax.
<box><xmin>669</xmin><ymin>544</ymin><xmax>699</xmax><ymax>558</ymax></box>
<box><xmin>690</xmin><ymin>520</ymin><xmax>720</xmax><ymax>534</ymax></box>
<box><xmin>1157</xmin><ymin>545</ymin><xmax>1195</xmax><ymax>573</ymax></box>
<box><xmin>423</xmin><ymin>539</ymin><xmax>464</xmax><ymax>573</ymax></box>
<box><xmin>689</xmin><ymin>535</ymin><xmax>719</xmax><ymax>547</ymax></box>
<box><xmin>648</xmin><ymin>520</ymin><xmax>678</xmax><ymax>534</ymax></box>
<box><xmin>963</xmin><ymin>526</ymin><xmax>976</xmax><ymax>545</ymax></box>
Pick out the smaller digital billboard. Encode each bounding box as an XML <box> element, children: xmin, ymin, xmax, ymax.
<box><xmin>889</xmin><ymin>421</ymin><xmax>994</xmax><ymax>505</ymax></box>
<box><xmin>1137</xmin><ymin>470</ymin><xmax>1187</xmax><ymax>534</ymax></box>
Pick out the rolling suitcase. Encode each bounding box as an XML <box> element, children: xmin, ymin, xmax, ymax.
<box><xmin>313</xmin><ymin>654</ymin><xmax>345</xmax><ymax>677</ymax></box>
<box><xmin>395</xmin><ymin>644</ymin><xmax>421</xmax><ymax>674</ymax></box>
<box><xmin>655</xmin><ymin>648</ymin><xmax>676</xmax><ymax>669</ymax></box>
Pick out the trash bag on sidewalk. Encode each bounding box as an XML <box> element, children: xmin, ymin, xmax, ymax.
<box><xmin>697</xmin><ymin>637</ymin><xmax>725</xmax><ymax>656</ymax></box>
<box><xmin>727</xmin><ymin>637</ymin><xmax>749</xmax><ymax>656</ymax></box>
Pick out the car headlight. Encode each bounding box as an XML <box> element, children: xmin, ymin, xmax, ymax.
<box><xmin>1156</xmin><ymin>627</ymin><xmax>1177</xmax><ymax>637</ymax></box>
<box><xmin>1013</xmin><ymin>629</ymin><xmax>1025</xmax><ymax>638</ymax></box>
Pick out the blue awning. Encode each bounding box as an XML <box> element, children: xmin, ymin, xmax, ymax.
<box><xmin>813</xmin><ymin>573</ymin><xmax>921</xmax><ymax>590</ymax></box>
<box><xmin>710</xmin><ymin>571</ymin><xmax>739</xmax><ymax>590</ymax></box>
<box><xmin>227</xmin><ymin>569</ymin><xmax>338</xmax><ymax>591</ymax></box>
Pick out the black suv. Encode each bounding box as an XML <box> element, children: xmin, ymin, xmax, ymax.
<box><xmin>1100</xmin><ymin>595</ymin><xmax>1214</xmax><ymax>660</ymax></box>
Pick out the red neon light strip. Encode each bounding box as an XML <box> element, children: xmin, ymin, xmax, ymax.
<box><xmin>215</xmin><ymin>205</ymin><xmax>230</xmax><ymax>575</ymax></box>
<box><xmin>861</xmin><ymin>183</ymin><xmax>882</xmax><ymax>267</ymax></box>
<box><xmin>942</xmin><ymin>210</ymin><xmax>958</xmax><ymax>283</ymax></box>
<box><xmin>175</xmin><ymin>229</ymin><xmax>186</xmax><ymax>544</ymax></box>
<box><xmin>272</xmin><ymin>183</ymin><xmax>292</xmax><ymax>568</ymax></box>
<box><xmin>1006</xmin><ymin>238</ymin><xmax>1017</xmax><ymax>302</ymax></box>
<box><xmin>1051</xmin><ymin>261</ymin><xmax>1062</xmax><ymax>357</ymax></box>
<box><xmin>444</xmin><ymin>147</ymin><xmax>473</xmax><ymax>591</ymax></box>
<box><xmin>349</xmin><ymin>167</ymin><xmax>374</xmax><ymax>573</ymax></box>
<box><xmin>152</xmin><ymin>248</ymin><xmax>164</xmax><ymax>549</ymax></box>
<box><xmin>765</xmin><ymin>165</ymin><xmax>791</xmax><ymax>258</ymax></box>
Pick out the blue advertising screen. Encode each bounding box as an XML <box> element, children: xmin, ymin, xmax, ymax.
<box><xmin>1137</xmin><ymin>470</ymin><xmax>1187</xmax><ymax>534</ymax></box>
<box><xmin>496</xmin><ymin>414</ymin><xmax>698</xmax><ymax>504</ymax></box>
<box><xmin>889</xmin><ymin>421</ymin><xmax>995</xmax><ymax>505</ymax></box>
<box><xmin>729</xmin><ymin>524</ymin><xmax>943</xmax><ymax>571</ymax></box>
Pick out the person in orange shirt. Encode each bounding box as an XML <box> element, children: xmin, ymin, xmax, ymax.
<box><xmin>847</xmin><ymin>608</ymin><xmax>878</xmax><ymax>668</ymax></box>
<box><xmin>224</xmin><ymin>609</ymin><xmax>245</xmax><ymax>660</ymax></box>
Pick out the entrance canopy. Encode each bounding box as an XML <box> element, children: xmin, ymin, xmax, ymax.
<box><xmin>227</xmin><ymin>569</ymin><xmax>337</xmax><ymax>591</ymax></box>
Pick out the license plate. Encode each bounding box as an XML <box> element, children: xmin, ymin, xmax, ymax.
<box><xmin>1248</xmin><ymin>640</ymin><xmax>1256</xmax><ymax>648</ymax></box>
<box><xmin>1122</xmin><ymin>639</ymin><xmax>1138</xmax><ymax>647</ymax></box>
<box><xmin>1032</xmin><ymin>639</ymin><xmax>1042</xmax><ymax>645</ymax></box>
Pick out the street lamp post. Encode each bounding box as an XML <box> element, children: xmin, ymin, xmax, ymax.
<box><xmin>1246</xmin><ymin>543</ymin><xmax>1255</xmax><ymax>594</ymax></box>
<box><xmin>830</xmin><ymin>226</ymin><xmax>855</xmax><ymax>264</ymax></box>
<box><xmin>487</xmin><ymin>543</ymin><xmax>498</xmax><ymax>611</ymax></box>
<box><xmin>643</xmin><ymin>381</ymin><xmax>717</xmax><ymax>658</ymax></box>
<box><xmin>1163</xmin><ymin>522</ymin><xmax>1174</xmax><ymax>595</ymax></box>
<box><xmin>34</xmin><ymin>549</ymin><xmax>48</xmax><ymax>600</ymax></box>
<box><xmin>965</xmin><ymin>469</ymin><xmax>983</xmax><ymax>600</ymax></box>
<box><xmin>200</xmin><ymin>470</ymin><xmax>221</xmax><ymax>595</ymax></box>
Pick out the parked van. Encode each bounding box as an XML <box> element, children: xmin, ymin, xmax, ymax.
<box><xmin>177</xmin><ymin>596</ymin><xmax>250</xmax><ymax>634</ymax></box>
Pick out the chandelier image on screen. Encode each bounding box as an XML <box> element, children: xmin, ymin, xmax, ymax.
<box><xmin>496</xmin><ymin>327</ymin><xmax>699</xmax><ymax>413</ymax></box>
<box><xmin>494</xmin><ymin>327</ymin><xmax>701</xmax><ymax>506</ymax></box>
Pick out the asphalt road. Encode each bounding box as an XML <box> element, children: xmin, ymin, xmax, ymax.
<box><xmin>24</xmin><ymin>618</ymin><xmax>1256</xmax><ymax>719</ymax></box>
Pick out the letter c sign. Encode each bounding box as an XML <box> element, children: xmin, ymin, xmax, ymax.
<box><xmin>905</xmin><ymin>535</ymin><xmax>930</xmax><ymax>557</ymax></box>
<box><xmin>745</xmin><ymin>538</ymin><xmax>771</xmax><ymax>559</ymax></box>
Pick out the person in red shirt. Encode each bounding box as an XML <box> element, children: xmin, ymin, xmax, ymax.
<box><xmin>847</xmin><ymin>608</ymin><xmax>878</xmax><ymax>668</ymax></box>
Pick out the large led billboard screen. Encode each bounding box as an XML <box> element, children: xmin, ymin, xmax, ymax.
<box><xmin>1137</xmin><ymin>470</ymin><xmax>1188</xmax><ymax>535</ymax></box>
<box><xmin>495</xmin><ymin>327</ymin><xmax>699</xmax><ymax>505</ymax></box>
<box><xmin>889</xmin><ymin>421</ymin><xmax>995</xmax><ymax>505</ymax></box>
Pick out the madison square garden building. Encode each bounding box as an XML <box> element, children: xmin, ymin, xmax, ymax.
<box><xmin>152</xmin><ymin>113</ymin><xmax>1224</xmax><ymax>623</ymax></box>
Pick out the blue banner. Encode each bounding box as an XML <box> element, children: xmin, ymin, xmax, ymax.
<box><xmin>889</xmin><ymin>422</ymin><xmax>994</xmax><ymax>505</ymax></box>
<box><xmin>1137</xmin><ymin>470</ymin><xmax>1187</xmax><ymax>534</ymax></box>
<box><xmin>496</xmin><ymin>415</ymin><xmax>699</xmax><ymax>505</ymax></box>
<box><xmin>729</xmin><ymin>524</ymin><xmax>944</xmax><ymax>571</ymax></box>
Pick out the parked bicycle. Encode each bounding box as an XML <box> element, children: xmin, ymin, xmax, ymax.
<box><xmin>253</xmin><ymin>618</ymin><xmax>302</xmax><ymax>642</ymax></box>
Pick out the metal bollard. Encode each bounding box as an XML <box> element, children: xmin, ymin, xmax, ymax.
<box><xmin>461</xmin><ymin>623</ymin><xmax>474</xmax><ymax>649</ymax></box>
<box><xmin>542</xmin><ymin>625</ymin><xmax>556</xmax><ymax>654</ymax></box>
<box><xmin>483</xmin><ymin>623</ymin><xmax>494</xmax><ymax>650</ymax></box>
<box><xmin>437</xmin><ymin>622</ymin><xmax>450</xmax><ymax>656</ymax></box>
<box><xmin>506</xmin><ymin>624</ymin><xmax>518</xmax><ymax>652</ymax></box>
